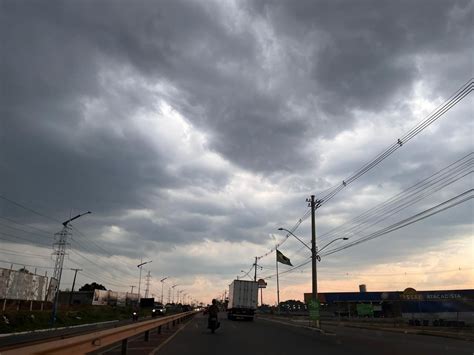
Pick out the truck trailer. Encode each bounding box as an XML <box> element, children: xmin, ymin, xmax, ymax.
<box><xmin>227</xmin><ymin>280</ymin><xmax>258</xmax><ymax>321</ymax></box>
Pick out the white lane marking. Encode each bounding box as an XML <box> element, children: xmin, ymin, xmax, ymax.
<box><xmin>149</xmin><ymin>319</ymin><xmax>194</xmax><ymax>355</ymax></box>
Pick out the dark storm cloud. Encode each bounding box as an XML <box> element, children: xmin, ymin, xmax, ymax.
<box><xmin>1</xmin><ymin>0</ymin><xmax>472</xmax><ymax>283</ymax></box>
<box><xmin>3</xmin><ymin>0</ymin><xmax>470</xmax><ymax>184</ymax></box>
<box><xmin>1</xmin><ymin>0</ymin><xmax>242</xmax><ymax>223</ymax></box>
<box><xmin>247</xmin><ymin>0</ymin><xmax>472</xmax><ymax>119</ymax></box>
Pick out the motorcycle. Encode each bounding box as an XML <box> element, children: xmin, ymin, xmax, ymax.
<box><xmin>132</xmin><ymin>311</ymin><xmax>138</xmax><ymax>321</ymax></box>
<box><xmin>208</xmin><ymin>316</ymin><xmax>220</xmax><ymax>333</ymax></box>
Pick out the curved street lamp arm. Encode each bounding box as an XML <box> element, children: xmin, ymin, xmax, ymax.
<box><xmin>137</xmin><ymin>260</ymin><xmax>152</xmax><ymax>268</ymax></box>
<box><xmin>62</xmin><ymin>211</ymin><xmax>91</xmax><ymax>226</ymax></box>
<box><xmin>317</xmin><ymin>237</ymin><xmax>349</xmax><ymax>254</ymax></box>
<box><xmin>278</xmin><ymin>228</ymin><xmax>312</xmax><ymax>251</ymax></box>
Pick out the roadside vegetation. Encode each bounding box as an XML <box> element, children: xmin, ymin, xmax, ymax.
<box><xmin>1</xmin><ymin>306</ymin><xmax>136</xmax><ymax>333</ymax></box>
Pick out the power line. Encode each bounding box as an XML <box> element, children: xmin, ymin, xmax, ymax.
<box><xmin>0</xmin><ymin>230</ymin><xmax>51</xmax><ymax>247</ymax></box>
<box><xmin>0</xmin><ymin>216</ymin><xmax>53</xmax><ymax>235</ymax></box>
<box><xmin>255</xmin><ymin>79</ymin><xmax>473</xmax><ymax>263</ymax></box>
<box><xmin>0</xmin><ymin>195</ymin><xmax>60</xmax><ymax>223</ymax></box>
<box><xmin>322</xmin><ymin>267</ymin><xmax>474</xmax><ymax>278</ymax></box>
<box><xmin>70</xmin><ymin>226</ymin><xmax>137</xmax><ymax>271</ymax></box>
<box><xmin>0</xmin><ymin>259</ymin><xmax>56</xmax><ymax>270</ymax></box>
<box><xmin>317</xmin><ymin>78</ymin><xmax>473</xmax><ymax>208</ymax></box>
<box><xmin>259</xmin><ymin>190</ymin><xmax>472</xmax><ymax>280</ymax></box>
<box><xmin>322</xmin><ymin>189</ymin><xmax>473</xmax><ymax>257</ymax></box>
<box><xmin>316</xmin><ymin>152</ymin><xmax>472</xmax><ymax>245</ymax></box>
<box><xmin>0</xmin><ymin>248</ymin><xmax>52</xmax><ymax>260</ymax></box>
<box><xmin>286</xmin><ymin>153</ymin><xmax>471</xmax><ymax>261</ymax></box>
<box><xmin>69</xmin><ymin>239</ymin><xmax>137</xmax><ymax>279</ymax></box>
<box><xmin>0</xmin><ymin>221</ymin><xmax>52</xmax><ymax>239</ymax></box>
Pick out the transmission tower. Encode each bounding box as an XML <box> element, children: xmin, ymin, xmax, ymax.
<box><xmin>144</xmin><ymin>271</ymin><xmax>151</xmax><ymax>298</ymax></box>
<box><xmin>50</xmin><ymin>211</ymin><xmax>91</xmax><ymax>326</ymax></box>
<box><xmin>51</xmin><ymin>226</ymin><xmax>71</xmax><ymax>298</ymax></box>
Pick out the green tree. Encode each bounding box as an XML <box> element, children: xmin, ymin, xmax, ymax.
<box><xmin>79</xmin><ymin>282</ymin><xmax>107</xmax><ymax>291</ymax></box>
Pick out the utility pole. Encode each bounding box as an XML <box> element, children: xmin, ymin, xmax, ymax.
<box><xmin>51</xmin><ymin>211</ymin><xmax>91</xmax><ymax>326</ymax></box>
<box><xmin>144</xmin><ymin>271</ymin><xmax>151</xmax><ymax>298</ymax></box>
<box><xmin>69</xmin><ymin>268</ymin><xmax>82</xmax><ymax>305</ymax></box>
<box><xmin>130</xmin><ymin>285</ymin><xmax>135</xmax><ymax>294</ymax></box>
<box><xmin>253</xmin><ymin>256</ymin><xmax>258</xmax><ymax>281</ymax></box>
<box><xmin>307</xmin><ymin>194</ymin><xmax>320</xmax><ymax>327</ymax></box>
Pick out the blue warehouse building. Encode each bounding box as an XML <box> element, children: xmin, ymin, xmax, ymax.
<box><xmin>304</xmin><ymin>287</ymin><xmax>474</xmax><ymax>326</ymax></box>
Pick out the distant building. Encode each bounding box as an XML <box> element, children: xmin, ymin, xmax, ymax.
<box><xmin>304</xmin><ymin>287</ymin><xmax>474</xmax><ymax>325</ymax></box>
<box><xmin>58</xmin><ymin>291</ymin><xmax>94</xmax><ymax>305</ymax></box>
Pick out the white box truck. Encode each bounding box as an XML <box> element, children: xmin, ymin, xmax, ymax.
<box><xmin>227</xmin><ymin>280</ymin><xmax>258</xmax><ymax>321</ymax></box>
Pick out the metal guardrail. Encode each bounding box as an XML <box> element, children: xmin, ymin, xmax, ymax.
<box><xmin>0</xmin><ymin>311</ymin><xmax>197</xmax><ymax>355</ymax></box>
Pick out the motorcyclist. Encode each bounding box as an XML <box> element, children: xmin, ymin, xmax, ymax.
<box><xmin>208</xmin><ymin>299</ymin><xmax>220</xmax><ymax>331</ymax></box>
<box><xmin>208</xmin><ymin>299</ymin><xmax>219</xmax><ymax>318</ymax></box>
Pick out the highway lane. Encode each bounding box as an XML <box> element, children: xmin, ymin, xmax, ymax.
<box><xmin>158</xmin><ymin>313</ymin><xmax>473</xmax><ymax>355</ymax></box>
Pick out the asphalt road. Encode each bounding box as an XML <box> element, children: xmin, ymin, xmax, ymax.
<box><xmin>158</xmin><ymin>313</ymin><xmax>473</xmax><ymax>355</ymax></box>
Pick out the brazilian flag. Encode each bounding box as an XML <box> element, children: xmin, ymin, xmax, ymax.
<box><xmin>276</xmin><ymin>249</ymin><xmax>293</xmax><ymax>266</ymax></box>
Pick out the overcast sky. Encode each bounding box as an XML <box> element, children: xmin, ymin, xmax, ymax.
<box><xmin>1</xmin><ymin>0</ymin><xmax>472</xmax><ymax>304</ymax></box>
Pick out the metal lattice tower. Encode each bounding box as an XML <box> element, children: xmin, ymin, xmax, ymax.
<box><xmin>51</xmin><ymin>226</ymin><xmax>71</xmax><ymax>294</ymax></box>
<box><xmin>144</xmin><ymin>271</ymin><xmax>151</xmax><ymax>299</ymax></box>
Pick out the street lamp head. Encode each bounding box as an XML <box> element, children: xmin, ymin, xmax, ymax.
<box><xmin>343</xmin><ymin>237</ymin><xmax>349</xmax><ymax>240</ymax></box>
<box><xmin>137</xmin><ymin>260</ymin><xmax>152</xmax><ymax>268</ymax></box>
<box><xmin>277</xmin><ymin>227</ymin><xmax>284</xmax><ymax>231</ymax></box>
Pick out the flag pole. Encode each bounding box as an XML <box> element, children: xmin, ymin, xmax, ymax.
<box><xmin>276</xmin><ymin>248</ymin><xmax>280</xmax><ymax>313</ymax></box>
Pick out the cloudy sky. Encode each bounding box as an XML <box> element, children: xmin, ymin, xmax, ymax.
<box><xmin>1</xmin><ymin>0</ymin><xmax>472</xmax><ymax>304</ymax></box>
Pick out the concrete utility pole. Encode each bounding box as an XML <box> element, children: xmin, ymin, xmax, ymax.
<box><xmin>308</xmin><ymin>195</ymin><xmax>320</xmax><ymax>328</ymax></box>
<box><xmin>69</xmin><ymin>268</ymin><xmax>82</xmax><ymax>305</ymax></box>
<box><xmin>254</xmin><ymin>256</ymin><xmax>259</xmax><ymax>281</ymax></box>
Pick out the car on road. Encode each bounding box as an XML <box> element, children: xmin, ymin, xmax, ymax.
<box><xmin>152</xmin><ymin>304</ymin><xmax>166</xmax><ymax>317</ymax></box>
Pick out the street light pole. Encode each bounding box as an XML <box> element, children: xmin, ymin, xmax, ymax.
<box><xmin>171</xmin><ymin>284</ymin><xmax>178</xmax><ymax>303</ymax></box>
<box><xmin>278</xmin><ymin>200</ymin><xmax>349</xmax><ymax>330</ymax></box>
<box><xmin>160</xmin><ymin>277</ymin><xmax>168</xmax><ymax>305</ymax></box>
<box><xmin>137</xmin><ymin>259</ymin><xmax>152</xmax><ymax>305</ymax></box>
<box><xmin>51</xmin><ymin>211</ymin><xmax>91</xmax><ymax>326</ymax></box>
